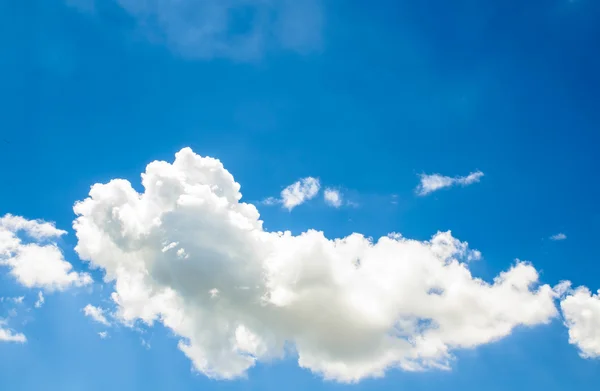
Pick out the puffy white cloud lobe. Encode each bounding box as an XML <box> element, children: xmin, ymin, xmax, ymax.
<box><xmin>560</xmin><ymin>286</ymin><xmax>600</xmax><ymax>358</ymax></box>
<box><xmin>73</xmin><ymin>148</ymin><xmax>558</xmax><ymax>382</ymax></box>
<box><xmin>0</xmin><ymin>214</ymin><xmax>91</xmax><ymax>291</ymax></box>
<box><xmin>35</xmin><ymin>291</ymin><xmax>45</xmax><ymax>308</ymax></box>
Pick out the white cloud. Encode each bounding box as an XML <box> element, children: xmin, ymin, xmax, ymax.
<box><xmin>266</xmin><ymin>177</ymin><xmax>321</xmax><ymax>210</ymax></box>
<box><xmin>34</xmin><ymin>291</ymin><xmax>45</xmax><ymax>308</ymax></box>
<box><xmin>71</xmin><ymin>0</ymin><xmax>323</xmax><ymax>61</ymax></box>
<box><xmin>0</xmin><ymin>319</ymin><xmax>26</xmax><ymax>343</ymax></box>
<box><xmin>0</xmin><ymin>214</ymin><xmax>67</xmax><ymax>239</ymax></box>
<box><xmin>560</xmin><ymin>286</ymin><xmax>600</xmax><ymax>358</ymax></box>
<box><xmin>553</xmin><ymin>280</ymin><xmax>572</xmax><ymax>298</ymax></box>
<box><xmin>0</xmin><ymin>327</ymin><xmax>26</xmax><ymax>343</ymax></box>
<box><xmin>416</xmin><ymin>171</ymin><xmax>484</xmax><ymax>196</ymax></box>
<box><xmin>0</xmin><ymin>214</ymin><xmax>92</xmax><ymax>291</ymax></box>
<box><xmin>324</xmin><ymin>188</ymin><xmax>343</xmax><ymax>208</ymax></box>
<box><xmin>550</xmin><ymin>233</ymin><xmax>567</xmax><ymax>241</ymax></box>
<box><xmin>0</xmin><ymin>296</ymin><xmax>24</xmax><ymax>304</ymax></box>
<box><xmin>72</xmin><ymin>148</ymin><xmax>558</xmax><ymax>382</ymax></box>
<box><xmin>98</xmin><ymin>331</ymin><xmax>109</xmax><ymax>339</ymax></box>
<box><xmin>83</xmin><ymin>304</ymin><xmax>110</xmax><ymax>326</ymax></box>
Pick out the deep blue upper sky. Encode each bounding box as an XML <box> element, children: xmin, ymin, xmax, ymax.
<box><xmin>1</xmin><ymin>0</ymin><xmax>599</xmax><ymax>390</ymax></box>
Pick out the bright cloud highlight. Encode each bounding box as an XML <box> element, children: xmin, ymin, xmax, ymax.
<box><xmin>560</xmin><ymin>285</ymin><xmax>600</xmax><ymax>358</ymax></box>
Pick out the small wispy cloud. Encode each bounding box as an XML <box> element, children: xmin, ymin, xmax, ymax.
<box><xmin>83</xmin><ymin>304</ymin><xmax>110</xmax><ymax>326</ymax></box>
<box><xmin>98</xmin><ymin>331</ymin><xmax>109</xmax><ymax>339</ymax></box>
<box><xmin>416</xmin><ymin>171</ymin><xmax>484</xmax><ymax>196</ymax></box>
<box><xmin>141</xmin><ymin>338</ymin><xmax>151</xmax><ymax>349</ymax></box>
<box><xmin>323</xmin><ymin>188</ymin><xmax>343</xmax><ymax>208</ymax></box>
<box><xmin>34</xmin><ymin>292</ymin><xmax>45</xmax><ymax>309</ymax></box>
<box><xmin>553</xmin><ymin>281</ymin><xmax>572</xmax><ymax>298</ymax></box>
<box><xmin>550</xmin><ymin>233</ymin><xmax>567</xmax><ymax>241</ymax></box>
<box><xmin>264</xmin><ymin>177</ymin><xmax>321</xmax><ymax>211</ymax></box>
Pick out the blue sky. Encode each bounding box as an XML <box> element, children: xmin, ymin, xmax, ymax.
<box><xmin>1</xmin><ymin>0</ymin><xmax>600</xmax><ymax>390</ymax></box>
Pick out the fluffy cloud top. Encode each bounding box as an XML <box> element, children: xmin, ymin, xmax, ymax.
<box><xmin>560</xmin><ymin>285</ymin><xmax>600</xmax><ymax>358</ymax></box>
<box><xmin>83</xmin><ymin>304</ymin><xmax>111</xmax><ymax>326</ymax></box>
<box><xmin>72</xmin><ymin>148</ymin><xmax>558</xmax><ymax>382</ymax></box>
<box><xmin>323</xmin><ymin>188</ymin><xmax>342</xmax><ymax>208</ymax></box>
<box><xmin>550</xmin><ymin>233</ymin><xmax>567</xmax><ymax>241</ymax></box>
<box><xmin>71</xmin><ymin>0</ymin><xmax>323</xmax><ymax>61</ymax></box>
<box><xmin>0</xmin><ymin>214</ymin><xmax>92</xmax><ymax>291</ymax></box>
<box><xmin>265</xmin><ymin>176</ymin><xmax>321</xmax><ymax>210</ymax></box>
<box><xmin>417</xmin><ymin>171</ymin><xmax>484</xmax><ymax>196</ymax></box>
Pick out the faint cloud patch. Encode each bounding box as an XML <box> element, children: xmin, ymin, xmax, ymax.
<box><xmin>0</xmin><ymin>214</ymin><xmax>92</xmax><ymax>291</ymax></box>
<box><xmin>68</xmin><ymin>0</ymin><xmax>324</xmax><ymax>61</ymax></box>
<box><xmin>0</xmin><ymin>296</ymin><xmax>24</xmax><ymax>305</ymax></box>
<box><xmin>550</xmin><ymin>233</ymin><xmax>567</xmax><ymax>241</ymax></box>
<box><xmin>34</xmin><ymin>292</ymin><xmax>45</xmax><ymax>309</ymax></box>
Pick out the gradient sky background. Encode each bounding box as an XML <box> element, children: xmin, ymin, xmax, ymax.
<box><xmin>1</xmin><ymin>0</ymin><xmax>600</xmax><ymax>390</ymax></box>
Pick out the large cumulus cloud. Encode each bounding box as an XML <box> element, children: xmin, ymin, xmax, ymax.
<box><xmin>72</xmin><ymin>147</ymin><xmax>559</xmax><ymax>382</ymax></box>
